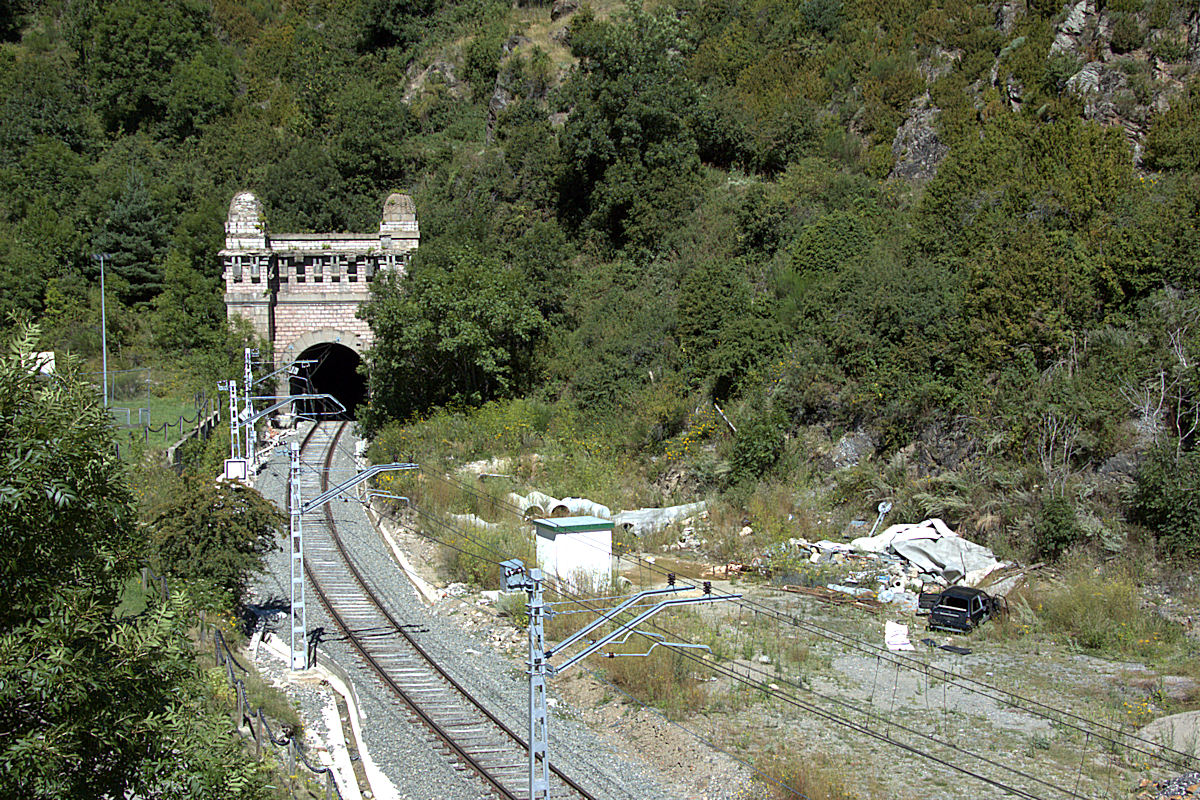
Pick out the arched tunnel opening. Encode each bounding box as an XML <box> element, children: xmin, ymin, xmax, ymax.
<box><xmin>289</xmin><ymin>342</ymin><xmax>366</xmax><ymax>420</ymax></box>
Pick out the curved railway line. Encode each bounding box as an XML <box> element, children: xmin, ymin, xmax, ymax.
<box><xmin>292</xmin><ymin>421</ymin><xmax>600</xmax><ymax>800</ymax></box>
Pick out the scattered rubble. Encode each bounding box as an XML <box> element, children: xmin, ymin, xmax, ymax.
<box><xmin>1136</xmin><ymin>772</ymin><xmax>1200</xmax><ymax>799</ymax></box>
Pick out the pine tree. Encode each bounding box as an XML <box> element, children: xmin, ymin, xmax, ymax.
<box><xmin>93</xmin><ymin>169</ymin><xmax>164</xmax><ymax>305</ymax></box>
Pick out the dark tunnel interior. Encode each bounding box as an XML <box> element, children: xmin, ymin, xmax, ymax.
<box><xmin>289</xmin><ymin>342</ymin><xmax>365</xmax><ymax>419</ymax></box>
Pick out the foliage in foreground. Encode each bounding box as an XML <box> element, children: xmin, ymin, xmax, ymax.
<box><xmin>0</xmin><ymin>324</ymin><xmax>269</xmax><ymax>799</ymax></box>
<box><xmin>150</xmin><ymin>476</ymin><xmax>284</xmax><ymax>610</ymax></box>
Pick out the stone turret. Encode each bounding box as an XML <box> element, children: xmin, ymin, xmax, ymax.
<box><xmin>226</xmin><ymin>191</ymin><xmax>267</xmax><ymax>250</ymax></box>
<box><xmin>380</xmin><ymin>192</ymin><xmax>419</xmax><ymax>235</ymax></box>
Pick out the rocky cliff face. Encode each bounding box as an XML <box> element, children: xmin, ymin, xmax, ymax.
<box><xmin>892</xmin><ymin>0</ymin><xmax>1199</xmax><ymax>179</ymax></box>
<box><xmin>891</xmin><ymin>95</ymin><xmax>950</xmax><ymax>182</ymax></box>
<box><xmin>1051</xmin><ymin>0</ymin><xmax>1196</xmax><ymax>157</ymax></box>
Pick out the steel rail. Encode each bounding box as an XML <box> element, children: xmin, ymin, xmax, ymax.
<box><xmin>297</xmin><ymin>422</ymin><xmax>599</xmax><ymax>800</ymax></box>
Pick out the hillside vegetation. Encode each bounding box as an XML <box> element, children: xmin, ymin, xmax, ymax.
<box><xmin>2</xmin><ymin>0</ymin><xmax>1199</xmax><ymax>561</ymax></box>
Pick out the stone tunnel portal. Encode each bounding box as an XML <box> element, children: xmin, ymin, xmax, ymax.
<box><xmin>290</xmin><ymin>342</ymin><xmax>366</xmax><ymax>420</ymax></box>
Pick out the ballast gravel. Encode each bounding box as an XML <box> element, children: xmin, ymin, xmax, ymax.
<box><xmin>248</xmin><ymin>424</ymin><xmax>691</xmax><ymax>800</ymax></box>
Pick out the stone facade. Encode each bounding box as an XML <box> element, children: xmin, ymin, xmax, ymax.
<box><xmin>221</xmin><ymin>192</ymin><xmax>418</xmax><ymax>366</ymax></box>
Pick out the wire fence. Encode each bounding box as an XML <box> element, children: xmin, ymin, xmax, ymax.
<box><xmin>115</xmin><ymin>396</ymin><xmax>221</xmax><ymax>462</ymax></box>
<box><xmin>140</xmin><ymin>568</ymin><xmax>345</xmax><ymax>800</ymax></box>
<box><xmin>82</xmin><ymin>368</ymin><xmax>220</xmax><ymax>455</ymax></box>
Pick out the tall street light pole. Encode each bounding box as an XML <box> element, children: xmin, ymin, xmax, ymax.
<box><xmin>93</xmin><ymin>253</ymin><xmax>112</xmax><ymax>407</ymax></box>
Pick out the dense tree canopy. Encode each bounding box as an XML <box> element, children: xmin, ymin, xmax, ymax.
<box><xmin>0</xmin><ymin>0</ymin><xmax>1198</xmax><ymax>563</ymax></box>
<box><xmin>0</xmin><ymin>325</ymin><xmax>268</xmax><ymax>799</ymax></box>
<box><xmin>362</xmin><ymin>245</ymin><xmax>544</xmax><ymax>425</ymax></box>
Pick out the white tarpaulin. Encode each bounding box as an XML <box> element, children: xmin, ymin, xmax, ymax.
<box><xmin>851</xmin><ymin>518</ymin><xmax>1005</xmax><ymax>586</ymax></box>
<box><xmin>851</xmin><ymin>517</ymin><xmax>957</xmax><ymax>553</ymax></box>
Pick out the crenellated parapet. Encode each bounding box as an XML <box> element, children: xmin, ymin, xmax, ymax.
<box><xmin>222</xmin><ymin>191</ymin><xmax>419</xmax><ymax>364</ymax></box>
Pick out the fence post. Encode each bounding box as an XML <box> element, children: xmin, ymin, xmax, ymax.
<box><xmin>288</xmin><ymin>743</ymin><xmax>296</xmax><ymax>797</ymax></box>
<box><xmin>140</xmin><ymin>567</ymin><xmax>148</xmax><ymax>592</ymax></box>
<box><xmin>159</xmin><ymin>576</ymin><xmax>168</xmax><ymax>603</ymax></box>
<box><xmin>326</xmin><ymin>771</ymin><xmax>333</xmax><ymax>800</ymax></box>
<box><xmin>255</xmin><ymin>713</ymin><xmax>263</xmax><ymax>758</ymax></box>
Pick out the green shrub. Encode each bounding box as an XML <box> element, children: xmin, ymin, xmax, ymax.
<box><xmin>1043</xmin><ymin>52</ymin><xmax>1082</xmax><ymax>94</ymax></box>
<box><xmin>463</xmin><ymin>23</ymin><xmax>507</xmax><ymax>100</ymax></box>
<box><xmin>730</xmin><ymin>407</ymin><xmax>788</xmax><ymax>485</ymax></box>
<box><xmin>1036</xmin><ymin>494</ymin><xmax>1081</xmax><ymax>560</ymax></box>
<box><xmin>151</xmin><ymin>479</ymin><xmax>284</xmax><ymax>610</ymax></box>
<box><xmin>1128</xmin><ymin>446</ymin><xmax>1200</xmax><ymax>557</ymax></box>
<box><xmin>1109</xmin><ymin>12</ymin><xmax>1145</xmax><ymax>54</ymax></box>
<box><xmin>1149</xmin><ymin>33</ymin><xmax>1187</xmax><ymax>63</ymax></box>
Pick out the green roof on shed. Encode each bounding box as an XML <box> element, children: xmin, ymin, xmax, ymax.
<box><xmin>532</xmin><ymin>516</ymin><xmax>614</xmax><ymax>534</ymax></box>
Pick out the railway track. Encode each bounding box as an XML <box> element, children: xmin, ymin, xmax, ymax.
<box><xmin>294</xmin><ymin>421</ymin><xmax>600</xmax><ymax>800</ymax></box>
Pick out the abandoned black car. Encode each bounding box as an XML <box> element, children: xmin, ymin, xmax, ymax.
<box><xmin>927</xmin><ymin>586</ymin><xmax>998</xmax><ymax>633</ymax></box>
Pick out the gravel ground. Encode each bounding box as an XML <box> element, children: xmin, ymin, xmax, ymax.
<box><xmin>247</xmin><ymin>424</ymin><xmax>690</xmax><ymax>800</ymax></box>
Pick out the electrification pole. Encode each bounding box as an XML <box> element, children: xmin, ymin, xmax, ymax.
<box><xmin>526</xmin><ymin>568</ymin><xmax>550</xmax><ymax>797</ymax></box>
<box><xmin>217</xmin><ymin>379</ymin><xmax>241</xmax><ymax>460</ymax></box>
<box><xmin>93</xmin><ymin>254</ymin><xmax>111</xmax><ymax>407</ymax></box>
<box><xmin>243</xmin><ymin>348</ymin><xmax>258</xmax><ymax>464</ymax></box>
<box><xmin>502</xmin><ymin>561</ymin><xmax>737</xmax><ymax>799</ymax></box>
<box><xmin>288</xmin><ymin>441</ymin><xmax>306</xmax><ymax>669</ymax></box>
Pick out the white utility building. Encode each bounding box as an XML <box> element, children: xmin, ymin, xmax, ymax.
<box><xmin>532</xmin><ymin>516</ymin><xmax>614</xmax><ymax>590</ymax></box>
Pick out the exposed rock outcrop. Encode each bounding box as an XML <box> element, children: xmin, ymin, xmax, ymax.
<box><xmin>551</xmin><ymin>0</ymin><xmax>579</xmax><ymax>22</ymax></box>
<box><xmin>1051</xmin><ymin>0</ymin><xmax>1098</xmax><ymax>56</ymax></box>
<box><xmin>403</xmin><ymin>60</ymin><xmax>465</xmax><ymax>104</ymax></box>
<box><xmin>889</xmin><ymin>94</ymin><xmax>949</xmax><ymax>182</ymax></box>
